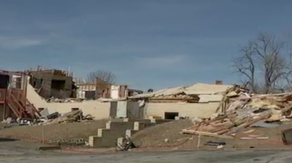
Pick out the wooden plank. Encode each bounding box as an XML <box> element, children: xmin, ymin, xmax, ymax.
<box><xmin>182</xmin><ymin>129</ymin><xmax>234</xmax><ymax>139</ymax></box>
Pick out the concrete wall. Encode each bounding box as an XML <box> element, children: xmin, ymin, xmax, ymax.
<box><xmin>30</xmin><ymin>71</ymin><xmax>73</xmax><ymax>90</ymax></box>
<box><xmin>30</xmin><ymin>71</ymin><xmax>73</xmax><ymax>99</ymax></box>
<box><xmin>26</xmin><ymin>83</ymin><xmax>110</xmax><ymax>119</ymax></box>
<box><xmin>145</xmin><ymin>102</ymin><xmax>219</xmax><ymax>119</ymax></box>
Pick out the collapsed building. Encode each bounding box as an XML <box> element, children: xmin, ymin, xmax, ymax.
<box><xmin>0</xmin><ymin>67</ymin><xmax>234</xmax><ymax>123</ymax></box>
<box><xmin>0</xmin><ymin>67</ymin><xmax>144</xmax><ymax>121</ymax></box>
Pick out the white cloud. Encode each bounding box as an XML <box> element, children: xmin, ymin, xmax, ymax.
<box><xmin>138</xmin><ymin>55</ymin><xmax>186</xmax><ymax>68</ymax></box>
<box><xmin>0</xmin><ymin>36</ymin><xmax>45</xmax><ymax>50</ymax></box>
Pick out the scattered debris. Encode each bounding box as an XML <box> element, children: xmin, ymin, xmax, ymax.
<box><xmin>46</xmin><ymin>97</ymin><xmax>85</xmax><ymax>103</ymax></box>
<box><xmin>240</xmin><ymin>136</ymin><xmax>269</xmax><ymax>140</ymax></box>
<box><xmin>49</xmin><ymin>138</ymin><xmax>86</xmax><ymax>146</ymax></box>
<box><xmin>183</xmin><ymin>85</ymin><xmax>292</xmax><ymax>139</ymax></box>
<box><xmin>47</xmin><ymin>112</ymin><xmax>60</xmax><ymax>120</ymax></box>
<box><xmin>2</xmin><ymin>110</ymin><xmax>94</xmax><ymax>126</ymax></box>
<box><xmin>47</xmin><ymin>110</ymin><xmax>91</xmax><ymax>124</ymax></box>
<box><xmin>204</xmin><ymin>141</ymin><xmax>226</xmax><ymax>146</ymax></box>
<box><xmin>117</xmin><ymin>136</ymin><xmax>140</xmax><ymax>151</ymax></box>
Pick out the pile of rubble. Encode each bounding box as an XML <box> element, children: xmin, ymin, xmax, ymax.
<box><xmin>2</xmin><ymin>110</ymin><xmax>94</xmax><ymax>126</ymax></box>
<box><xmin>43</xmin><ymin>110</ymin><xmax>93</xmax><ymax>124</ymax></box>
<box><xmin>182</xmin><ymin>85</ymin><xmax>292</xmax><ymax>139</ymax></box>
<box><xmin>151</xmin><ymin>93</ymin><xmax>197</xmax><ymax>100</ymax></box>
<box><xmin>46</xmin><ymin>97</ymin><xmax>86</xmax><ymax>103</ymax></box>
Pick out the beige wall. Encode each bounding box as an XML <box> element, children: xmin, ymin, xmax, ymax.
<box><xmin>47</xmin><ymin>102</ymin><xmax>110</xmax><ymax>119</ymax></box>
<box><xmin>27</xmin><ymin>78</ymin><xmax>218</xmax><ymax>120</ymax></box>
<box><xmin>145</xmin><ymin>102</ymin><xmax>219</xmax><ymax>119</ymax></box>
<box><xmin>26</xmin><ymin>82</ymin><xmax>110</xmax><ymax>119</ymax></box>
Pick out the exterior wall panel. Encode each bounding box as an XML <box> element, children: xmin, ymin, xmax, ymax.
<box><xmin>145</xmin><ymin>102</ymin><xmax>219</xmax><ymax>119</ymax></box>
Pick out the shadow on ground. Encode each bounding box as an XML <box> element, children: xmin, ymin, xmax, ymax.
<box><xmin>0</xmin><ymin>138</ymin><xmax>18</xmax><ymax>142</ymax></box>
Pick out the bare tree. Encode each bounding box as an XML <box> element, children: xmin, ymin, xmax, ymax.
<box><xmin>233</xmin><ymin>32</ymin><xmax>292</xmax><ymax>93</ymax></box>
<box><xmin>147</xmin><ymin>88</ymin><xmax>154</xmax><ymax>93</ymax></box>
<box><xmin>86</xmin><ymin>70</ymin><xmax>117</xmax><ymax>84</ymax></box>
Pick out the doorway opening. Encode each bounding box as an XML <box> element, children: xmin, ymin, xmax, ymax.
<box><xmin>0</xmin><ymin>74</ymin><xmax>9</xmax><ymax>89</ymax></box>
<box><xmin>164</xmin><ymin>112</ymin><xmax>179</xmax><ymax>119</ymax></box>
<box><xmin>51</xmin><ymin>80</ymin><xmax>65</xmax><ymax>90</ymax></box>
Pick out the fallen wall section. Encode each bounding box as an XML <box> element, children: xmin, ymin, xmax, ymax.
<box><xmin>26</xmin><ymin>83</ymin><xmax>110</xmax><ymax>119</ymax></box>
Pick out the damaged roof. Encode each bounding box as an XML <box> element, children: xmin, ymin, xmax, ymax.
<box><xmin>184</xmin><ymin>83</ymin><xmax>233</xmax><ymax>95</ymax></box>
<box><xmin>130</xmin><ymin>83</ymin><xmax>233</xmax><ymax>99</ymax></box>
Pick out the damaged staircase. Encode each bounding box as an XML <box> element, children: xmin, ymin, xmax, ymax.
<box><xmin>88</xmin><ymin>119</ymin><xmax>172</xmax><ymax>148</ymax></box>
<box><xmin>6</xmin><ymin>89</ymin><xmax>40</xmax><ymax>119</ymax></box>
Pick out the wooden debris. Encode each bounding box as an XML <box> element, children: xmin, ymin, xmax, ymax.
<box><xmin>182</xmin><ymin>129</ymin><xmax>234</xmax><ymax>139</ymax></box>
<box><xmin>48</xmin><ymin>110</ymin><xmax>83</xmax><ymax>124</ymax></box>
<box><xmin>240</xmin><ymin>137</ymin><xmax>269</xmax><ymax>140</ymax></box>
<box><xmin>243</xmin><ymin>129</ymin><xmax>255</xmax><ymax>134</ymax></box>
<box><xmin>183</xmin><ymin>85</ymin><xmax>292</xmax><ymax>140</ymax></box>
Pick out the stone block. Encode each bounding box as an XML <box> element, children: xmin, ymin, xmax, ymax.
<box><xmin>105</xmin><ymin>121</ymin><xmax>111</xmax><ymax>129</ymax></box>
<box><xmin>117</xmin><ymin>137</ymin><xmax>123</xmax><ymax>146</ymax></box>
<box><xmin>133</xmin><ymin>122</ymin><xmax>139</xmax><ymax>131</ymax></box>
<box><xmin>88</xmin><ymin>136</ymin><xmax>111</xmax><ymax>148</ymax></box>
<box><xmin>88</xmin><ymin>136</ymin><xmax>98</xmax><ymax>147</ymax></box>
<box><xmin>97</xmin><ymin>128</ymin><xmax>103</xmax><ymax>137</ymax></box>
<box><xmin>125</xmin><ymin>129</ymin><xmax>132</xmax><ymax>137</ymax></box>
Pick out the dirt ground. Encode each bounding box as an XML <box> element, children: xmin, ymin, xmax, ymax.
<box><xmin>1</xmin><ymin>118</ymin><xmax>292</xmax><ymax>151</ymax></box>
<box><xmin>1</xmin><ymin>150</ymin><xmax>292</xmax><ymax>163</ymax></box>
<box><xmin>0</xmin><ymin>137</ymin><xmax>290</xmax><ymax>163</ymax></box>
<box><xmin>1</xmin><ymin>119</ymin><xmax>292</xmax><ymax>162</ymax></box>
<box><xmin>132</xmin><ymin>119</ymin><xmax>193</xmax><ymax>147</ymax></box>
<box><xmin>132</xmin><ymin>119</ymin><xmax>292</xmax><ymax>150</ymax></box>
<box><xmin>0</xmin><ymin>120</ymin><xmax>107</xmax><ymax>143</ymax></box>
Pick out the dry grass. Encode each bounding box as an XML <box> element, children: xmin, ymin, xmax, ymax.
<box><xmin>0</xmin><ymin>120</ymin><xmax>107</xmax><ymax>142</ymax></box>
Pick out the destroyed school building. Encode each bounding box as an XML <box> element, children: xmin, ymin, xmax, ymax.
<box><xmin>0</xmin><ymin>67</ymin><xmax>235</xmax><ymax>121</ymax></box>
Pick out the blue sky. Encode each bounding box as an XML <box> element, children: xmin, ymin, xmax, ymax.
<box><xmin>0</xmin><ymin>0</ymin><xmax>291</xmax><ymax>90</ymax></box>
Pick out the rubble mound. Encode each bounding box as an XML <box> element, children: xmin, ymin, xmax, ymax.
<box><xmin>132</xmin><ymin>119</ymin><xmax>193</xmax><ymax>147</ymax></box>
<box><xmin>132</xmin><ymin>119</ymin><xmax>292</xmax><ymax>150</ymax></box>
<box><xmin>0</xmin><ymin>120</ymin><xmax>107</xmax><ymax>144</ymax></box>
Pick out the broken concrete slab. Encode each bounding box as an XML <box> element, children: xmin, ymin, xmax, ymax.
<box><xmin>38</xmin><ymin>145</ymin><xmax>61</xmax><ymax>151</ymax></box>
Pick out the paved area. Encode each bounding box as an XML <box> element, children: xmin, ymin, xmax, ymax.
<box><xmin>0</xmin><ymin>138</ymin><xmax>292</xmax><ymax>163</ymax></box>
<box><xmin>1</xmin><ymin>150</ymin><xmax>292</xmax><ymax>163</ymax></box>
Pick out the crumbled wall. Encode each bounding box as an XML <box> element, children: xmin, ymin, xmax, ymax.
<box><xmin>30</xmin><ymin>72</ymin><xmax>73</xmax><ymax>99</ymax></box>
